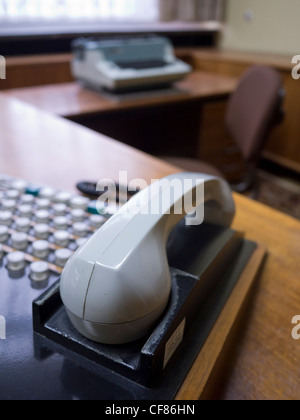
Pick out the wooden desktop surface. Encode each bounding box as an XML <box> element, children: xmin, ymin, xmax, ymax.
<box><xmin>3</xmin><ymin>71</ymin><xmax>237</xmax><ymax>118</ymax></box>
<box><xmin>1</xmin><ymin>93</ymin><xmax>300</xmax><ymax>400</ymax></box>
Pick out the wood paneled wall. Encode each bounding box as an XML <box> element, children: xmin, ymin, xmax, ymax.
<box><xmin>0</xmin><ymin>54</ymin><xmax>73</xmax><ymax>89</ymax></box>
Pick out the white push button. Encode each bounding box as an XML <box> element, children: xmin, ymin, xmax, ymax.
<box><xmin>34</xmin><ymin>224</ymin><xmax>50</xmax><ymax>240</ymax></box>
<box><xmin>36</xmin><ymin>199</ymin><xmax>51</xmax><ymax>210</ymax></box>
<box><xmin>71</xmin><ymin>209</ymin><xmax>85</xmax><ymax>222</ymax></box>
<box><xmin>2</xmin><ymin>199</ymin><xmax>17</xmax><ymax>211</ymax></box>
<box><xmin>15</xmin><ymin>217</ymin><xmax>31</xmax><ymax>233</ymax></box>
<box><xmin>0</xmin><ymin>225</ymin><xmax>9</xmax><ymax>242</ymax></box>
<box><xmin>89</xmin><ymin>214</ymin><xmax>106</xmax><ymax>229</ymax></box>
<box><xmin>53</xmin><ymin>216</ymin><xmax>68</xmax><ymax>230</ymax></box>
<box><xmin>20</xmin><ymin>194</ymin><xmax>35</xmax><ymax>205</ymax></box>
<box><xmin>69</xmin><ymin>196</ymin><xmax>89</xmax><ymax>210</ymax></box>
<box><xmin>32</xmin><ymin>240</ymin><xmax>50</xmax><ymax>259</ymax></box>
<box><xmin>39</xmin><ymin>188</ymin><xmax>56</xmax><ymax>200</ymax></box>
<box><xmin>19</xmin><ymin>204</ymin><xmax>32</xmax><ymax>218</ymax></box>
<box><xmin>6</xmin><ymin>190</ymin><xmax>19</xmax><ymax>200</ymax></box>
<box><xmin>11</xmin><ymin>232</ymin><xmax>28</xmax><ymax>250</ymax></box>
<box><xmin>73</xmin><ymin>222</ymin><xmax>88</xmax><ymax>238</ymax></box>
<box><xmin>55</xmin><ymin>248</ymin><xmax>73</xmax><ymax>267</ymax></box>
<box><xmin>53</xmin><ymin>230</ymin><xmax>69</xmax><ymax>248</ymax></box>
<box><xmin>54</xmin><ymin>191</ymin><xmax>72</xmax><ymax>204</ymax></box>
<box><xmin>11</xmin><ymin>180</ymin><xmax>27</xmax><ymax>193</ymax></box>
<box><xmin>36</xmin><ymin>210</ymin><xmax>50</xmax><ymax>224</ymax></box>
<box><xmin>0</xmin><ymin>211</ymin><xmax>13</xmax><ymax>226</ymax></box>
<box><xmin>76</xmin><ymin>238</ymin><xmax>88</xmax><ymax>249</ymax></box>
<box><xmin>7</xmin><ymin>251</ymin><xmax>26</xmax><ymax>271</ymax></box>
<box><xmin>30</xmin><ymin>261</ymin><xmax>50</xmax><ymax>282</ymax></box>
<box><xmin>53</xmin><ymin>203</ymin><xmax>67</xmax><ymax>216</ymax></box>
<box><xmin>0</xmin><ymin>175</ymin><xmax>13</xmax><ymax>188</ymax></box>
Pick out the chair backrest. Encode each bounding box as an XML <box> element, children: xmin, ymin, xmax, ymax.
<box><xmin>225</xmin><ymin>65</ymin><xmax>285</xmax><ymax>165</ymax></box>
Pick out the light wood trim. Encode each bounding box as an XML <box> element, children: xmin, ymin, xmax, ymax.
<box><xmin>5</xmin><ymin>53</ymin><xmax>72</xmax><ymax>66</ymax></box>
<box><xmin>262</xmin><ymin>150</ymin><xmax>300</xmax><ymax>174</ymax></box>
<box><xmin>0</xmin><ymin>53</ymin><xmax>73</xmax><ymax>89</ymax></box>
<box><xmin>176</xmin><ymin>243</ymin><xmax>267</xmax><ymax>400</ymax></box>
<box><xmin>176</xmin><ymin>48</ymin><xmax>294</xmax><ymax>72</ymax></box>
<box><xmin>3</xmin><ymin>71</ymin><xmax>237</xmax><ymax>118</ymax></box>
<box><xmin>4</xmin><ymin>48</ymin><xmax>293</xmax><ymax>73</ymax></box>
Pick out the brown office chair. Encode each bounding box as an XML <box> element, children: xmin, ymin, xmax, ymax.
<box><xmin>164</xmin><ymin>65</ymin><xmax>285</xmax><ymax>192</ymax></box>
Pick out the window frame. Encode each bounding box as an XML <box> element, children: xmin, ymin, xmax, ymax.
<box><xmin>0</xmin><ymin>20</ymin><xmax>222</xmax><ymax>38</ymax></box>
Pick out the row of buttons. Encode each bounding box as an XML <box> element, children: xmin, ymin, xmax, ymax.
<box><xmin>0</xmin><ymin>201</ymin><xmax>101</xmax><ymax>218</ymax></box>
<box><xmin>0</xmin><ymin>214</ymin><xmax>104</xmax><ymax>234</ymax></box>
<box><xmin>0</xmin><ymin>190</ymin><xmax>105</xmax><ymax>216</ymax></box>
<box><xmin>0</xmin><ymin>244</ymin><xmax>72</xmax><ymax>271</ymax></box>
<box><xmin>0</xmin><ymin>229</ymin><xmax>85</xmax><ymax>254</ymax></box>
<box><xmin>0</xmin><ymin>187</ymin><xmax>89</xmax><ymax>208</ymax></box>
<box><xmin>0</xmin><ymin>245</ymin><xmax>72</xmax><ymax>287</ymax></box>
<box><xmin>0</xmin><ymin>176</ymin><xmax>90</xmax><ymax>206</ymax></box>
<box><xmin>0</xmin><ymin>175</ymin><xmax>117</xmax><ymax>288</ymax></box>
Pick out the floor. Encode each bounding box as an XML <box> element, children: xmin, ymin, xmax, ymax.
<box><xmin>250</xmin><ymin>170</ymin><xmax>300</xmax><ymax>220</ymax></box>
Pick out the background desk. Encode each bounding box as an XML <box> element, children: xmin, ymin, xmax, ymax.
<box><xmin>4</xmin><ymin>71</ymin><xmax>236</xmax><ymax>118</ymax></box>
<box><xmin>4</xmin><ymin>71</ymin><xmax>241</xmax><ymax>183</ymax></box>
<box><xmin>2</xmin><ymin>48</ymin><xmax>294</xmax><ymax>173</ymax></box>
<box><xmin>1</xmin><ymin>93</ymin><xmax>300</xmax><ymax>400</ymax></box>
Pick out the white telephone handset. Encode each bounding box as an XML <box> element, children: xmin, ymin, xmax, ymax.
<box><xmin>60</xmin><ymin>173</ymin><xmax>235</xmax><ymax>344</ymax></box>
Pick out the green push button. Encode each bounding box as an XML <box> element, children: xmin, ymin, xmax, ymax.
<box><xmin>25</xmin><ymin>185</ymin><xmax>41</xmax><ymax>196</ymax></box>
<box><xmin>87</xmin><ymin>200</ymin><xmax>102</xmax><ymax>215</ymax></box>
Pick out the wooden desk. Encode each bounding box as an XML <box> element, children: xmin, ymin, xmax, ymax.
<box><xmin>1</xmin><ymin>93</ymin><xmax>300</xmax><ymax>400</ymax></box>
<box><xmin>4</xmin><ymin>71</ymin><xmax>239</xmax><ymax>181</ymax></box>
<box><xmin>4</xmin><ymin>71</ymin><xmax>237</xmax><ymax>119</ymax></box>
<box><xmin>0</xmin><ymin>94</ymin><xmax>177</xmax><ymax>187</ymax></box>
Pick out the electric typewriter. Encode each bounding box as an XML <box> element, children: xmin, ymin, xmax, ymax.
<box><xmin>71</xmin><ymin>36</ymin><xmax>192</xmax><ymax>93</ymax></box>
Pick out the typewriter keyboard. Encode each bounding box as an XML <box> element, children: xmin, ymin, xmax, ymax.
<box><xmin>0</xmin><ymin>174</ymin><xmax>114</xmax><ymax>289</ymax></box>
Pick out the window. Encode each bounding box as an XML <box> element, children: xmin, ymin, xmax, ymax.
<box><xmin>0</xmin><ymin>0</ymin><xmax>159</xmax><ymax>22</ymax></box>
<box><xmin>0</xmin><ymin>0</ymin><xmax>225</xmax><ymax>23</ymax></box>
<box><xmin>0</xmin><ymin>0</ymin><xmax>226</xmax><ymax>37</ymax></box>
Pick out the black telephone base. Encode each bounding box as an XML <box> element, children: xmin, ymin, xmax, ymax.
<box><xmin>33</xmin><ymin>228</ymin><xmax>258</xmax><ymax>400</ymax></box>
